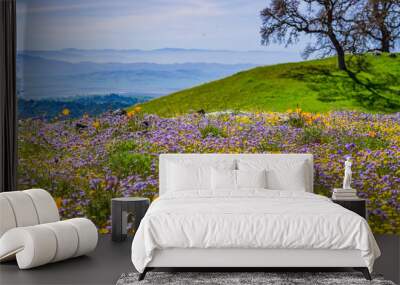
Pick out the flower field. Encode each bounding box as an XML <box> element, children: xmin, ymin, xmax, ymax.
<box><xmin>18</xmin><ymin>109</ymin><xmax>400</xmax><ymax>234</ymax></box>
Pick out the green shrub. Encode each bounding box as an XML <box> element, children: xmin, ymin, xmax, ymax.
<box><xmin>127</xmin><ymin>113</ymin><xmax>147</xmax><ymax>132</ymax></box>
<box><xmin>85</xmin><ymin>187</ymin><xmax>116</xmax><ymax>228</ymax></box>
<box><xmin>340</xmin><ymin>135</ymin><xmax>389</xmax><ymax>151</ymax></box>
<box><xmin>257</xmin><ymin>139</ymin><xmax>281</xmax><ymax>152</ymax></box>
<box><xmin>287</xmin><ymin>114</ymin><xmax>305</xmax><ymax>128</ymax></box>
<box><xmin>357</xmin><ymin>137</ymin><xmax>389</xmax><ymax>150</ymax></box>
<box><xmin>199</xmin><ymin>125</ymin><xmax>226</xmax><ymax>139</ymax></box>
<box><xmin>108</xmin><ymin>152</ymin><xmax>152</xmax><ymax>178</ymax></box>
<box><xmin>301</xmin><ymin>126</ymin><xmax>326</xmax><ymax>144</ymax></box>
<box><xmin>109</xmin><ymin>140</ymin><xmax>138</xmax><ymax>153</ymax></box>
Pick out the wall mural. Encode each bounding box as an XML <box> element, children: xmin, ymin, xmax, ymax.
<box><xmin>16</xmin><ymin>0</ymin><xmax>399</xmax><ymax>234</ymax></box>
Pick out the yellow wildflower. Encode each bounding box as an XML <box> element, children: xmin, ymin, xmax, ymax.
<box><xmin>92</xmin><ymin>121</ymin><xmax>100</xmax><ymax>129</ymax></box>
<box><xmin>54</xmin><ymin>197</ymin><xmax>62</xmax><ymax>208</ymax></box>
<box><xmin>62</xmin><ymin>108</ymin><xmax>70</xmax><ymax>116</ymax></box>
<box><xmin>127</xmin><ymin>110</ymin><xmax>135</xmax><ymax>118</ymax></box>
<box><xmin>134</xmin><ymin>106</ymin><xmax>142</xmax><ymax>113</ymax></box>
<box><xmin>239</xmin><ymin>116</ymin><xmax>251</xmax><ymax>124</ymax></box>
<box><xmin>99</xmin><ymin>228</ymin><xmax>109</xmax><ymax>234</ymax></box>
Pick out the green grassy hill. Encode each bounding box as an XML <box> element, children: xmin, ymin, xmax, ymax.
<box><xmin>131</xmin><ymin>54</ymin><xmax>400</xmax><ymax>117</ymax></box>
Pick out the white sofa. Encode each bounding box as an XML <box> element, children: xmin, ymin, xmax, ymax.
<box><xmin>0</xmin><ymin>189</ymin><xmax>98</xmax><ymax>269</ymax></box>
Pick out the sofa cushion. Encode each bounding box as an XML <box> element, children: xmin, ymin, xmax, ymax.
<box><xmin>0</xmin><ymin>197</ymin><xmax>16</xmax><ymax>237</ymax></box>
<box><xmin>0</xmin><ymin>192</ymin><xmax>39</xmax><ymax>227</ymax></box>
<box><xmin>24</xmin><ymin>189</ymin><xmax>59</xmax><ymax>224</ymax></box>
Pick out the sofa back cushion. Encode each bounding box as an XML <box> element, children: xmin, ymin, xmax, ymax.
<box><xmin>0</xmin><ymin>189</ymin><xmax>60</xmax><ymax>238</ymax></box>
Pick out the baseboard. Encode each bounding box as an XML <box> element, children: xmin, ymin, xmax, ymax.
<box><xmin>373</xmin><ymin>234</ymin><xmax>399</xmax><ymax>284</ymax></box>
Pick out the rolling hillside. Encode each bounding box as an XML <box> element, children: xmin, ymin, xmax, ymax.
<box><xmin>134</xmin><ymin>54</ymin><xmax>400</xmax><ymax>117</ymax></box>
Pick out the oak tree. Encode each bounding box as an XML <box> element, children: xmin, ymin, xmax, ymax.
<box><xmin>260</xmin><ymin>0</ymin><xmax>363</xmax><ymax>70</ymax></box>
<box><xmin>356</xmin><ymin>0</ymin><xmax>400</xmax><ymax>52</ymax></box>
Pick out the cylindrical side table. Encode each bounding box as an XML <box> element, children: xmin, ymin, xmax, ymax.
<box><xmin>111</xmin><ymin>197</ymin><xmax>150</xmax><ymax>242</ymax></box>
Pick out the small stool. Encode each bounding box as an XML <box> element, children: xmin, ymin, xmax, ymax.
<box><xmin>111</xmin><ymin>197</ymin><xmax>150</xmax><ymax>242</ymax></box>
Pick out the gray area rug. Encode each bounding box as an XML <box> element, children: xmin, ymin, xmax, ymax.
<box><xmin>116</xmin><ymin>272</ymin><xmax>396</xmax><ymax>285</ymax></box>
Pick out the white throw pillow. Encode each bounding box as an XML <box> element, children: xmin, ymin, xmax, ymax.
<box><xmin>238</xmin><ymin>159</ymin><xmax>307</xmax><ymax>191</ymax></box>
<box><xmin>266</xmin><ymin>161</ymin><xmax>306</xmax><ymax>191</ymax></box>
<box><xmin>236</xmin><ymin>169</ymin><xmax>267</xmax><ymax>189</ymax></box>
<box><xmin>211</xmin><ymin>168</ymin><xmax>237</xmax><ymax>190</ymax></box>
<box><xmin>167</xmin><ymin>162</ymin><xmax>211</xmax><ymax>191</ymax></box>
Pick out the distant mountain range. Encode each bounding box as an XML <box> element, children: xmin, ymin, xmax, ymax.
<box><xmin>16</xmin><ymin>48</ymin><xmax>303</xmax><ymax>102</ymax></box>
<box><xmin>16</xmin><ymin>52</ymin><xmax>255</xmax><ymax>99</ymax></box>
<box><xmin>19</xmin><ymin>48</ymin><xmax>302</xmax><ymax>64</ymax></box>
<box><xmin>18</xmin><ymin>94</ymin><xmax>150</xmax><ymax>120</ymax></box>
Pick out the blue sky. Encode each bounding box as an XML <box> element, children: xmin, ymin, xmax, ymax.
<box><xmin>17</xmin><ymin>0</ymin><xmax>306</xmax><ymax>52</ymax></box>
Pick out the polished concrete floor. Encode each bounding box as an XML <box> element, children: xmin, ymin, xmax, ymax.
<box><xmin>1</xmin><ymin>234</ymin><xmax>398</xmax><ymax>285</ymax></box>
<box><xmin>0</xmin><ymin>235</ymin><xmax>134</xmax><ymax>285</ymax></box>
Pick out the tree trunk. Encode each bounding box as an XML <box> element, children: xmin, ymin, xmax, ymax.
<box><xmin>325</xmin><ymin>4</ymin><xmax>347</xmax><ymax>71</ymax></box>
<box><xmin>336</xmin><ymin>48</ymin><xmax>347</xmax><ymax>71</ymax></box>
<box><xmin>380</xmin><ymin>28</ymin><xmax>391</xmax><ymax>52</ymax></box>
<box><xmin>372</xmin><ymin>1</ymin><xmax>391</xmax><ymax>53</ymax></box>
<box><xmin>328</xmin><ymin>33</ymin><xmax>347</xmax><ymax>71</ymax></box>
